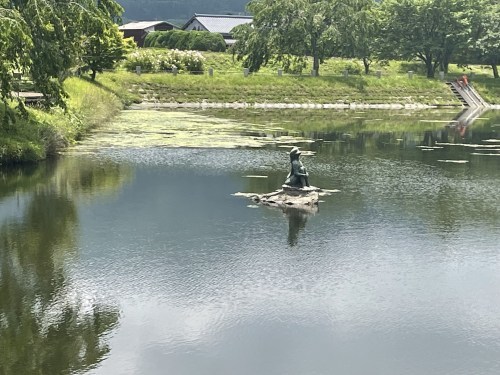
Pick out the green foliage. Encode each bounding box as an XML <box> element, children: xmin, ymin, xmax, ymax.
<box><xmin>82</xmin><ymin>24</ymin><xmax>129</xmax><ymax>81</ymax></box>
<box><xmin>81</xmin><ymin>0</ymin><xmax>129</xmax><ymax>81</ymax></box>
<box><xmin>0</xmin><ymin>7</ymin><xmax>32</xmax><ymax>103</ymax></box>
<box><xmin>379</xmin><ymin>0</ymin><xmax>472</xmax><ymax>77</ymax></box>
<box><xmin>0</xmin><ymin>77</ymin><xmax>123</xmax><ymax>164</ymax></box>
<box><xmin>0</xmin><ymin>0</ymin><xmax>126</xmax><ymax>108</ymax></box>
<box><xmin>232</xmin><ymin>23</ymin><xmax>271</xmax><ymax>72</ymax></box>
<box><xmin>145</xmin><ymin>32</ymin><xmax>161</xmax><ymax>47</ymax></box>
<box><xmin>145</xmin><ymin>30</ymin><xmax>226</xmax><ymax>52</ymax></box>
<box><xmin>234</xmin><ymin>0</ymin><xmax>364</xmax><ymax>75</ymax></box>
<box><xmin>171</xmin><ymin>30</ymin><xmax>191</xmax><ymax>50</ymax></box>
<box><xmin>189</xmin><ymin>31</ymin><xmax>226</xmax><ymax>52</ymax></box>
<box><xmin>322</xmin><ymin>59</ymin><xmax>364</xmax><ymax>75</ymax></box>
<box><xmin>123</xmin><ymin>49</ymin><xmax>206</xmax><ymax>73</ymax></box>
<box><xmin>335</xmin><ymin>0</ymin><xmax>381</xmax><ymax>74</ymax></box>
<box><xmin>469</xmin><ymin>1</ymin><xmax>500</xmax><ymax>78</ymax></box>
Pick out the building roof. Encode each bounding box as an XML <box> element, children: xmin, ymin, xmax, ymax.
<box><xmin>182</xmin><ymin>14</ymin><xmax>253</xmax><ymax>34</ymax></box>
<box><xmin>119</xmin><ymin>21</ymin><xmax>176</xmax><ymax>30</ymax></box>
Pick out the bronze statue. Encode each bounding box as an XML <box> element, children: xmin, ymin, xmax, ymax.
<box><xmin>284</xmin><ymin>147</ymin><xmax>310</xmax><ymax>188</ymax></box>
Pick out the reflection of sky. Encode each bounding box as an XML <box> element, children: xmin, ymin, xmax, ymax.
<box><xmin>0</xmin><ymin>193</ymin><xmax>31</xmax><ymax>222</ymax></box>
<box><xmin>73</xmin><ymin>153</ymin><xmax>500</xmax><ymax>375</ymax></box>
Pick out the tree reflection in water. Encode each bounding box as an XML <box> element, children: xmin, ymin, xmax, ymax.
<box><xmin>0</xmin><ymin>158</ymin><xmax>131</xmax><ymax>375</ymax></box>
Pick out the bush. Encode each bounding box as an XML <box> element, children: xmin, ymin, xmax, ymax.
<box><xmin>123</xmin><ymin>50</ymin><xmax>159</xmax><ymax>72</ymax></box>
<box><xmin>123</xmin><ymin>49</ymin><xmax>205</xmax><ymax>73</ymax></box>
<box><xmin>180</xmin><ymin>50</ymin><xmax>205</xmax><ymax>73</ymax></box>
<box><xmin>189</xmin><ymin>32</ymin><xmax>226</xmax><ymax>52</ymax></box>
<box><xmin>147</xmin><ymin>30</ymin><xmax>226</xmax><ymax>52</ymax></box>
<box><xmin>144</xmin><ymin>32</ymin><xmax>160</xmax><ymax>48</ymax></box>
<box><xmin>321</xmin><ymin>59</ymin><xmax>364</xmax><ymax>75</ymax></box>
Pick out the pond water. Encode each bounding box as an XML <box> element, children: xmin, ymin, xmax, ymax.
<box><xmin>1</xmin><ymin>108</ymin><xmax>500</xmax><ymax>375</ymax></box>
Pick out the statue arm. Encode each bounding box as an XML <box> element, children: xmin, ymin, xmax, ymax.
<box><xmin>292</xmin><ymin>161</ymin><xmax>308</xmax><ymax>177</ymax></box>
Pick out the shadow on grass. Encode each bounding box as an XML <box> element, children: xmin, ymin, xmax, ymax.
<box><xmin>79</xmin><ymin>75</ymin><xmax>141</xmax><ymax>105</ymax></box>
<box><xmin>296</xmin><ymin>75</ymin><xmax>369</xmax><ymax>92</ymax></box>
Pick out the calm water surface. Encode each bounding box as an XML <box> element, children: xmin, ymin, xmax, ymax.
<box><xmin>1</xmin><ymin>109</ymin><xmax>500</xmax><ymax>375</ymax></box>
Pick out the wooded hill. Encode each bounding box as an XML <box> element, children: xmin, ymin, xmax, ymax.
<box><xmin>116</xmin><ymin>0</ymin><xmax>249</xmax><ymax>25</ymax></box>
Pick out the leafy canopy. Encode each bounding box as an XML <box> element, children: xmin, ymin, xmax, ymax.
<box><xmin>0</xmin><ymin>0</ymin><xmax>127</xmax><ymax>107</ymax></box>
<box><xmin>234</xmin><ymin>0</ymin><xmax>362</xmax><ymax>75</ymax></box>
<box><xmin>379</xmin><ymin>0</ymin><xmax>471</xmax><ymax>77</ymax></box>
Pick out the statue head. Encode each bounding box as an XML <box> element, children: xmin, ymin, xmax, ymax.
<box><xmin>289</xmin><ymin>147</ymin><xmax>301</xmax><ymax>160</ymax></box>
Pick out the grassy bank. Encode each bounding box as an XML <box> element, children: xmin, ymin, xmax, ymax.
<box><xmin>0</xmin><ymin>78</ymin><xmax>123</xmax><ymax>164</ymax></box>
<box><xmin>100</xmin><ymin>70</ymin><xmax>462</xmax><ymax>106</ymax></box>
<box><xmin>98</xmin><ymin>50</ymin><xmax>500</xmax><ymax>106</ymax></box>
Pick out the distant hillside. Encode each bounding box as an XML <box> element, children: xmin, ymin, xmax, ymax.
<box><xmin>117</xmin><ymin>0</ymin><xmax>249</xmax><ymax>26</ymax></box>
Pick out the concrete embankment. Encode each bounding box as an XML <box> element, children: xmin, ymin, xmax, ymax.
<box><xmin>130</xmin><ymin>101</ymin><xmax>445</xmax><ymax>110</ymax></box>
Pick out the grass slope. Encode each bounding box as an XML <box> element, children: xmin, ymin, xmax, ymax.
<box><xmin>101</xmin><ymin>71</ymin><xmax>461</xmax><ymax>106</ymax></box>
<box><xmin>100</xmin><ymin>50</ymin><xmax>500</xmax><ymax>106</ymax></box>
<box><xmin>0</xmin><ymin>78</ymin><xmax>122</xmax><ymax>164</ymax></box>
<box><xmin>100</xmin><ymin>49</ymin><xmax>500</xmax><ymax>105</ymax></box>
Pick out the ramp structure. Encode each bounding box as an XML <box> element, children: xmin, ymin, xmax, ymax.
<box><xmin>446</xmin><ymin>81</ymin><xmax>490</xmax><ymax>107</ymax></box>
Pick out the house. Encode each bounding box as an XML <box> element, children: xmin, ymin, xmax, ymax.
<box><xmin>119</xmin><ymin>21</ymin><xmax>178</xmax><ymax>47</ymax></box>
<box><xmin>182</xmin><ymin>14</ymin><xmax>253</xmax><ymax>46</ymax></box>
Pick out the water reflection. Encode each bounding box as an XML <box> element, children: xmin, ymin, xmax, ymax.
<box><xmin>284</xmin><ymin>206</ymin><xmax>318</xmax><ymax>247</ymax></box>
<box><xmin>1</xmin><ymin>108</ymin><xmax>500</xmax><ymax>375</ymax></box>
<box><xmin>0</xmin><ymin>159</ymin><xmax>131</xmax><ymax>375</ymax></box>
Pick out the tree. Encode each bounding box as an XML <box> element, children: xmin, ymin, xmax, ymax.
<box><xmin>336</xmin><ymin>0</ymin><xmax>381</xmax><ymax>74</ymax></box>
<box><xmin>81</xmin><ymin>1</ymin><xmax>128</xmax><ymax>81</ymax></box>
<box><xmin>379</xmin><ymin>0</ymin><xmax>471</xmax><ymax>78</ymax></box>
<box><xmin>470</xmin><ymin>1</ymin><xmax>500</xmax><ymax>78</ymax></box>
<box><xmin>0</xmin><ymin>6</ymin><xmax>32</xmax><ymax>103</ymax></box>
<box><xmin>233</xmin><ymin>0</ymin><xmax>358</xmax><ymax>75</ymax></box>
<box><xmin>11</xmin><ymin>0</ymin><xmax>91</xmax><ymax>107</ymax></box>
<box><xmin>2</xmin><ymin>0</ymin><xmax>126</xmax><ymax>106</ymax></box>
<box><xmin>82</xmin><ymin>25</ymin><xmax>128</xmax><ymax>81</ymax></box>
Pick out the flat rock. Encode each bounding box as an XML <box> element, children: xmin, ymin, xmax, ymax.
<box><xmin>234</xmin><ymin>186</ymin><xmax>339</xmax><ymax>209</ymax></box>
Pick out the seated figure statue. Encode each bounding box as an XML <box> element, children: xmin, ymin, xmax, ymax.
<box><xmin>284</xmin><ymin>147</ymin><xmax>310</xmax><ymax>188</ymax></box>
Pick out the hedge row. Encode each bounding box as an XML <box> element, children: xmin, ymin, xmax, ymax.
<box><xmin>144</xmin><ymin>30</ymin><xmax>226</xmax><ymax>52</ymax></box>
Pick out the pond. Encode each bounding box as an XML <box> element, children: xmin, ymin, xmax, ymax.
<box><xmin>1</xmin><ymin>108</ymin><xmax>500</xmax><ymax>375</ymax></box>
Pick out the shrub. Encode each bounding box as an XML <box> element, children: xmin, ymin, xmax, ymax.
<box><xmin>123</xmin><ymin>50</ymin><xmax>159</xmax><ymax>72</ymax></box>
<box><xmin>322</xmin><ymin>59</ymin><xmax>364</xmax><ymax>75</ymax></box>
<box><xmin>190</xmin><ymin>32</ymin><xmax>226</xmax><ymax>52</ymax></box>
<box><xmin>174</xmin><ymin>31</ymin><xmax>191</xmax><ymax>50</ymax></box>
<box><xmin>148</xmin><ymin>30</ymin><xmax>226</xmax><ymax>52</ymax></box>
<box><xmin>180</xmin><ymin>50</ymin><xmax>205</xmax><ymax>73</ymax></box>
<box><xmin>144</xmin><ymin>32</ymin><xmax>160</xmax><ymax>47</ymax></box>
<box><xmin>123</xmin><ymin>49</ymin><xmax>205</xmax><ymax>73</ymax></box>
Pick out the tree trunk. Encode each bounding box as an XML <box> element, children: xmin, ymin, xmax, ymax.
<box><xmin>439</xmin><ymin>60</ymin><xmax>449</xmax><ymax>74</ymax></box>
<box><xmin>311</xmin><ymin>37</ymin><xmax>319</xmax><ymax>76</ymax></box>
<box><xmin>313</xmin><ymin>54</ymin><xmax>320</xmax><ymax>75</ymax></box>
<box><xmin>425</xmin><ymin>59</ymin><xmax>435</xmax><ymax>78</ymax></box>
<box><xmin>417</xmin><ymin>51</ymin><xmax>436</xmax><ymax>78</ymax></box>
<box><xmin>91</xmin><ymin>69</ymin><xmax>97</xmax><ymax>81</ymax></box>
<box><xmin>443</xmin><ymin>60</ymin><xmax>449</xmax><ymax>74</ymax></box>
<box><xmin>363</xmin><ymin>57</ymin><xmax>370</xmax><ymax>75</ymax></box>
<box><xmin>492</xmin><ymin>64</ymin><xmax>499</xmax><ymax>79</ymax></box>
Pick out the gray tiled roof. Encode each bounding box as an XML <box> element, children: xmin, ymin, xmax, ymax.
<box><xmin>185</xmin><ymin>14</ymin><xmax>253</xmax><ymax>34</ymax></box>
